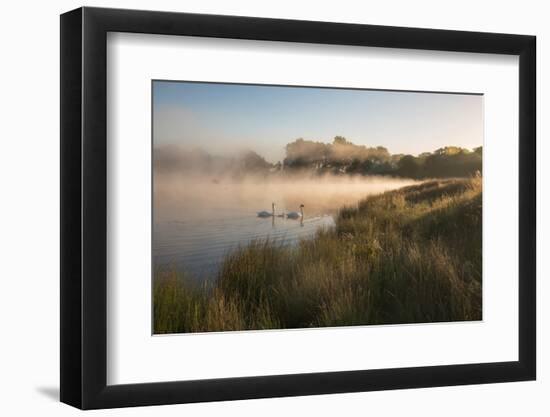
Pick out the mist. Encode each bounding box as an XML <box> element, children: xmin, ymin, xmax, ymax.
<box><xmin>155</xmin><ymin>172</ymin><xmax>416</xmax><ymax>222</ymax></box>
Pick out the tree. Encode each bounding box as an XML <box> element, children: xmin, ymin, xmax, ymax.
<box><xmin>240</xmin><ymin>151</ymin><xmax>272</xmax><ymax>172</ymax></box>
<box><xmin>333</xmin><ymin>136</ymin><xmax>350</xmax><ymax>146</ymax></box>
<box><xmin>433</xmin><ymin>146</ymin><xmax>465</xmax><ymax>156</ymax></box>
<box><xmin>285</xmin><ymin>138</ymin><xmax>328</xmax><ymax>167</ymax></box>
<box><xmin>397</xmin><ymin>155</ymin><xmax>421</xmax><ymax>178</ymax></box>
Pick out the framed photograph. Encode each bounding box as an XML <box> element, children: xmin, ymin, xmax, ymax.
<box><xmin>60</xmin><ymin>7</ymin><xmax>536</xmax><ymax>409</ymax></box>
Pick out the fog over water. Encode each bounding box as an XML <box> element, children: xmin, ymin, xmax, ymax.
<box><xmin>153</xmin><ymin>174</ymin><xmax>417</xmax><ymax>280</ymax></box>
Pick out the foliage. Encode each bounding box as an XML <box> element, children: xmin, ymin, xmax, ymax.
<box><xmin>154</xmin><ymin>136</ymin><xmax>482</xmax><ymax>179</ymax></box>
<box><xmin>283</xmin><ymin>136</ymin><xmax>392</xmax><ymax>171</ymax></box>
<box><xmin>283</xmin><ymin>136</ymin><xmax>481</xmax><ymax>178</ymax></box>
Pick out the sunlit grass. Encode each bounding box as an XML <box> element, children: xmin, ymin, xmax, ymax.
<box><xmin>154</xmin><ymin>177</ymin><xmax>482</xmax><ymax>334</ymax></box>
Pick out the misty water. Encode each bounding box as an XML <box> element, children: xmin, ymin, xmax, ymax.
<box><xmin>153</xmin><ymin>176</ymin><xmax>416</xmax><ymax>281</ymax></box>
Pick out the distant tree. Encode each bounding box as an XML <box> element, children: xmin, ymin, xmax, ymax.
<box><xmin>347</xmin><ymin>158</ymin><xmax>374</xmax><ymax>174</ymax></box>
<box><xmin>329</xmin><ymin>137</ymin><xmax>390</xmax><ymax>164</ymax></box>
<box><xmin>240</xmin><ymin>151</ymin><xmax>272</xmax><ymax>172</ymax></box>
<box><xmin>285</xmin><ymin>138</ymin><xmax>328</xmax><ymax>167</ymax></box>
<box><xmin>333</xmin><ymin>136</ymin><xmax>350</xmax><ymax>146</ymax></box>
<box><xmin>281</xmin><ymin>136</ymin><xmax>481</xmax><ymax>179</ymax></box>
<box><xmin>370</xmin><ymin>146</ymin><xmax>391</xmax><ymax>162</ymax></box>
<box><xmin>423</xmin><ymin>147</ymin><xmax>481</xmax><ymax>178</ymax></box>
<box><xmin>397</xmin><ymin>155</ymin><xmax>421</xmax><ymax>178</ymax></box>
<box><xmin>391</xmin><ymin>153</ymin><xmax>405</xmax><ymax>164</ymax></box>
<box><xmin>433</xmin><ymin>146</ymin><xmax>465</xmax><ymax>156</ymax></box>
<box><xmin>370</xmin><ymin>161</ymin><xmax>395</xmax><ymax>175</ymax></box>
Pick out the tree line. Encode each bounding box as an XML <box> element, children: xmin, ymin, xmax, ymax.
<box><xmin>282</xmin><ymin>136</ymin><xmax>482</xmax><ymax>179</ymax></box>
<box><xmin>154</xmin><ymin>136</ymin><xmax>482</xmax><ymax>179</ymax></box>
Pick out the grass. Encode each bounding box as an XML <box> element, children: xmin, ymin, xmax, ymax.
<box><xmin>154</xmin><ymin>177</ymin><xmax>482</xmax><ymax>334</ymax></box>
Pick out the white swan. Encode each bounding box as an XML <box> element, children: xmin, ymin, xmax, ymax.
<box><xmin>258</xmin><ymin>202</ymin><xmax>275</xmax><ymax>218</ymax></box>
<box><xmin>286</xmin><ymin>204</ymin><xmax>304</xmax><ymax>220</ymax></box>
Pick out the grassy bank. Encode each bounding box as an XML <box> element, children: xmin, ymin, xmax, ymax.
<box><xmin>154</xmin><ymin>177</ymin><xmax>482</xmax><ymax>333</ymax></box>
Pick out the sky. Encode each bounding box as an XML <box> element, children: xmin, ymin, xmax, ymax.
<box><xmin>153</xmin><ymin>80</ymin><xmax>483</xmax><ymax>163</ymax></box>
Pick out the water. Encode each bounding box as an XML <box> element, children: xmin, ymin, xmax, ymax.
<box><xmin>153</xmin><ymin>176</ymin><xmax>415</xmax><ymax>280</ymax></box>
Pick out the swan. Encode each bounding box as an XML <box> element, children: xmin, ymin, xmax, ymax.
<box><xmin>258</xmin><ymin>202</ymin><xmax>275</xmax><ymax>218</ymax></box>
<box><xmin>286</xmin><ymin>204</ymin><xmax>304</xmax><ymax>220</ymax></box>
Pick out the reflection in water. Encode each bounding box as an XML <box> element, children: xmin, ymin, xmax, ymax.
<box><xmin>153</xmin><ymin>175</ymin><xmax>416</xmax><ymax>280</ymax></box>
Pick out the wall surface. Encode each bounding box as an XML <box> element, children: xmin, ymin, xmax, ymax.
<box><xmin>0</xmin><ymin>0</ymin><xmax>546</xmax><ymax>415</ymax></box>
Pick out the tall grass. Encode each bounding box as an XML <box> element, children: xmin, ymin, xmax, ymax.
<box><xmin>154</xmin><ymin>177</ymin><xmax>482</xmax><ymax>333</ymax></box>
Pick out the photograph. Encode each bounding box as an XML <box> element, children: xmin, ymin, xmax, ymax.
<box><xmin>53</xmin><ymin>4</ymin><xmax>538</xmax><ymax>411</ymax></box>
<box><xmin>152</xmin><ymin>81</ymin><xmax>484</xmax><ymax>334</ymax></box>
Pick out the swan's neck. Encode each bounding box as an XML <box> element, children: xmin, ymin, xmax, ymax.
<box><xmin>300</xmin><ymin>207</ymin><xmax>304</xmax><ymax>217</ymax></box>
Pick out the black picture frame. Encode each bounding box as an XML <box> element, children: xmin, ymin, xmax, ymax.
<box><xmin>60</xmin><ymin>6</ymin><xmax>536</xmax><ymax>410</ymax></box>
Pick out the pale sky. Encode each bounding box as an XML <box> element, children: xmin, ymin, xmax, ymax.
<box><xmin>153</xmin><ymin>80</ymin><xmax>483</xmax><ymax>163</ymax></box>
